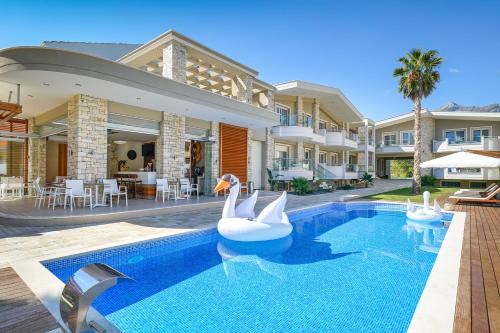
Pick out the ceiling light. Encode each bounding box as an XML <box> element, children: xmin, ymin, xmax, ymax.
<box><xmin>136</xmin><ymin>97</ymin><xmax>142</xmax><ymax>101</ymax></box>
<box><xmin>42</xmin><ymin>83</ymin><xmax>50</xmax><ymax>86</ymax></box>
<box><xmin>27</xmin><ymin>94</ymin><xmax>34</xmax><ymax>98</ymax></box>
<box><xmin>114</xmin><ymin>140</ymin><xmax>127</xmax><ymax>145</ymax></box>
<box><xmin>75</xmin><ymin>83</ymin><xmax>82</xmax><ymax>87</ymax></box>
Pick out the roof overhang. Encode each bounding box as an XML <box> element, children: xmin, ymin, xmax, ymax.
<box><xmin>376</xmin><ymin>110</ymin><xmax>500</xmax><ymax>128</ymax></box>
<box><xmin>274</xmin><ymin>80</ymin><xmax>363</xmax><ymax>124</ymax></box>
<box><xmin>0</xmin><ymin>47</ymin><xmax>278</xmax><ymax>128</ymax></box>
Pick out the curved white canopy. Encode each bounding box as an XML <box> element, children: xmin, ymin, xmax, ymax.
<box><xmin>420</xmin><ymin>151</ymin><xmax>500</xmax><ymax>168</ymax></box>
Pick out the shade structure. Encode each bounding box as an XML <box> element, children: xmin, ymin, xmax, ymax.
<box><xmin>420</xmin><ymin>151</ymin><xmax>500</xmax><ymax>169</ymax></box>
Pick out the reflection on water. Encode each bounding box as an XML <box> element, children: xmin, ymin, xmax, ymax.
<box><xmin>405</xmin><ymin>219</ymin><xmax>447</xmax><ymax>254</ymax></box>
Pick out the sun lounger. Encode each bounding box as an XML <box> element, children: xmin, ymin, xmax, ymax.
<box><xmin>449</xmin><ymin>186</ymin><xmax>500</xmax><ymax>204</ymax></box>
<box><xmin>453</xmin><ymin>183</ymin><xmax>497</xmax><ymax>196</ymax></box>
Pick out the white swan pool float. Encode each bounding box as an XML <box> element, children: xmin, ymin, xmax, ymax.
<box><xmin>406</xmin><ymin>191</ymin><xmax>443</xmax><ymax>222</ymax></box>
<box><xmin>214</xmin><ymin>174</ymin><xmax>293</xmax><ymax>242</ymax></box>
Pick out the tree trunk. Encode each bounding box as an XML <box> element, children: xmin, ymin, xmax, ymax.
<box><xmin>413</xmin><ymin>98</ymin><xmax>422</xmax><ymax>194</ymax></box>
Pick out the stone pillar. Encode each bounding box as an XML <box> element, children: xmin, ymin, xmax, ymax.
<box><xmin>266</xmin><ymin>90</ymin><xmax>275</xmax><ymax>111</ymax></box>
<box><xmin>27</xmin><ymin>120</ymin><xmax>46</xmax><ymax>183</ymax></box>
<box><xmin>162</xmin><ymin>41</ymin><xmax>187</xmax><ymax>83</ymax></box>
<box><xmin>295</xmin><ymin>96</ymin><xmax>303</xmax><ymax>125</ymax></box>
<box><xmin>264</xmin><ymin>128</ymin><xmax>274</xmax><ymax>190</ymax></box>
<box><xmin>296</xmin><ymin>142</ymin><xmax>304</xmax><ymax>161</ymax></box>
<box><xmin>247</xmin><ymin>129</ymin><xmax>253</xmax><ymax>184</ymax></box>
<box><xmin>313</xmin><ymin>99</ymin><xmax>320</xmax><ymax>132</ymax></box>
<box><xmin>421</xmin><ymin>117</ymin><xmax>435</xmax><ymax>176</ymax></box>
<box><xmin>234</xmin><ymin>75</ymin><xmax>253</xmax><ymax>103</ymax></box>
<box><xmin>67</xmin><ymin>94</ymin><xmax>108</xmax><ymax>181</ymax></box>
<box><xmin>156</xmin><ymin>113</ymin><xmax>185</xmax><ymax>180</ymax></box>
<box><xmin>313</xmin><ymin>144</ymin><xmax>320</xmax><ymax>168</ymax></box>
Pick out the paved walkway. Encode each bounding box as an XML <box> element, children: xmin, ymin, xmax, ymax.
<box><xmin>0</xmin><ymin>179</ymin><xmax>410</xmax><ymax>268</ymax></box>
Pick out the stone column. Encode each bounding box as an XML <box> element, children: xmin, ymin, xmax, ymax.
<box><xmin>162</xmin><ymin>41</ymin><xmax>187</xmax><ymax>83</ymax></box>
<box><xmin>295</xmin><ymin>96</ymin><xmax>303</xmax><ymax>126</ymax></box>
<box><xmin>67</xmin><ymin>94</ymin><xmax>108</xmax><ymax>181</ymax></box>
<box><xmin>296</xmin><ymin>142</ymin><xmax>304</xmax><ymax>161</ymax></box>
<box><xmin>421</xmin><ymin>117</ymin><xmax>435</xmax><ymax>176</ymax></box>
<box><xmin>156</xmin><ymin>113</ymin><xmax>185</xmax><ymax>180</ymax></box>
<box><xmin>27</xmin><ymin>120</ymin><xmax>46</xmax><ymax>183</ymax></box>
<box><xmin>313</xmin><ymin>144</ymin><xmax>320</xmax><ymax>168</ymax></box>
<box><xmin>246</xmin><ymin>129</ymin><xmax>253</xmax><ymax>184</ymax></box>
<box><xmin>234</xmin><ymin>75</ymin><xmax>253</xmax><ymax>103</ymax></box>
<box><xmin>266</xmin><ymin>90</ymin><xmax>275</xmax><ymax>111</ymax></box>
<box><xmin>313</xmin><ymin>99</ymin><xmax>320</xmax><ymax>132</ymax></box>
<box><xmin>264</xmin><ymin>128</ymin><xmax>274</xmax><ymax>190</ymax></box>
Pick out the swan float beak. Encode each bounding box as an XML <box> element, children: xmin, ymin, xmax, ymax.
<box><xmin>214</xmin><ymin>179</ymin><xmax>231</xmax><ymax>192</ymax></box>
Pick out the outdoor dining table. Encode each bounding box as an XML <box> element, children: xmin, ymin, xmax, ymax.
<box><xmin>48</xmin><ymin>181</ymin><xmax>111</xmax><ymax>209</ymax></box>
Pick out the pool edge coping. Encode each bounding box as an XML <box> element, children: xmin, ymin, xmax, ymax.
<box><xmin>407</xmin><ymin>210</ymin><xmax>465</xmax><ymax>333</ymax></box>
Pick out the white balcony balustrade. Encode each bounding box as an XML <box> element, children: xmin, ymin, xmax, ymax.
<box><xmin>376</xmin><ymin>139</ymin><xmax>415</xmax><ymax>154</ymax></box>
<box><xmin>316</xmin><ymin>163</ymin><xmax>359</xmax><ymax>180</ymax></box>
<box><xmin>433</xmin><ymin>136</ymin><xmax>500</xmax><ymax>153</ymax></box>
<box><xmin>272</xmin><ymin>158</ymin><xmax>314</xmax><ymax>180</ymax></box>
<box><xmin>433</xmin><ymin>167</ymin><xmax>500</xmax><ymax>180</ymax></box>
<box><xmin>355</xmin><ymin>137</ymin><xmax>375</xmax><ymax>152</ymax></box>
<box><xmin>272</xmin><ymin>115</ymin><xmax>325</xmax><ymax>144</ymax></box>
<box><xmin>321</xmin><ymin>129</ymin><xmax>358</xmax><ymax>150</ymax></box>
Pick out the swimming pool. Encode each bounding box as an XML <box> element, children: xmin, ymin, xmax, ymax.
<box><xmin>44</xmin><ymin>202</ymin><xmax>453</xmax><ymax>333</ymax></box>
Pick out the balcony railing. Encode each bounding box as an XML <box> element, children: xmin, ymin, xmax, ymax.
<box><xmin>358</xmin><ymin>137</ymin><xmax>375</xmax><ymax>145</ymax></box>
<box><xmin>279</xmin><ymin>114</ymin><xmax>313</xmax><ymax>128</ymax></box>
<box><xmin>358</xmin><ymin>165</ymin><xmax>375</xmax><ymax>173</ymax></box>
<box><xmin>377</xmin><ymin>139</ymin><xmax>414</xmax><ymax>147</ymax></box>
<box><xmin>272</xmin><ymin>158</ymin><xmax>312</xmax><ymax>172</ymax></box>
<box><xmin>433</xmin><ymin>136</ymin><xmax>500</xmax><ymax>153</ymax></box>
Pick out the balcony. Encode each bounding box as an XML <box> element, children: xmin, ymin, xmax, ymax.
<box><xmin>433</xmin><ymin>167</ymin><xmax>500</xmax><ymax>180</ymax></box>
<box><xmin>355</xmin><ymin>138</ymin><xmax>375</xmax><ymax>152</ymax></box>
<box><xmin>376</xmin><ymin>140</ymin><xmax>415</xmax><ymax>154</ymax></box>
<box><xmin>433</xmin><ymin>136</ymin><xmax>500</xmax><ymax>153</ymax></box>
<box><xmin>316</xmin><ymin>163</ymin><xmax>359</xmax><ymax>180</ymax></box>
<box><xmin>272</xmin><ymin>158</ymin><xmax>314</xmax><ymax>180</ymax></box>
<box><xmin>272</xmin><ymin>115</ymin><xmax>325</xmax><ymax>144</ymax></box>
<box><xmin>321</xmin><ymin>129</ymin><xmax>358</xmax><ymax>150</ymax></box>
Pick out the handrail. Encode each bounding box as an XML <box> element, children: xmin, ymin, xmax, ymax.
<box><xmin>272</xmin><ymin>158</ymin><xmax>312</xmax><ymax>171</ymax></box>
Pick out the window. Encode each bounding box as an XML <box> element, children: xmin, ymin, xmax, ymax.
<box><xmin>276</xmin><ymin>105</ymin><xmax>290</xmax><ymax>126</ymax></box>
<box><xmin>471</xmin><ymin>127</ymin><xmax>491</xmax><ymax>142</ymax></box>
<box><xmin>401</xmin><ymin>131</ymin><xmax>415</xmax><ymax>145</ymax></box>
<box><xmin>470</xmin><ymin>182</ymin><xmax>487</xmax><ymax>189</ymax></box>
<box><xmin>319</xmin><ymin>152</ymin><xmax>326</xmax><ymax>164</ymax></box>
<box><xmin>275</xmin><ymin>144</ymin><xmax>289</xmax><ymax>159</ymax></box>
<box><xmin>304</xmin><ymin>149</ymin><xmax>311</xmax><ymax>161</ymax></box>
<box><xmin>303</xmin><ymin>113</ymin><xmax>313</xmax><ymax>128</ymax></box>
<box><xmin>331</xmin><ymin>153</ymin><xmax>338</xmax><ymax>165</ymax></box>
<box><xmin>444</xmin><ymin>129</ymin><xmax>466</xmax><ymax>144</ymax></box>
<box><xmin>441</xmin><ymin>181</ymin><xmax>461</xmax><ymax>188</ymax></box>
<box><xmin>447</xmin><ymin>168</ymin><xmax>481</xmax><ymax>174</ymax></box>
<box><xmin>319</xmin><ymin>121</ymin><xmax>327</xmax><ymax>130</ymax></box>
<box><xmin>383</xmin><ymin>133</ymin><xmax>397</xmax><ymax>146</ymax></box>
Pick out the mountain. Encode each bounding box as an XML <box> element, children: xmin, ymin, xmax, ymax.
<box><xmin>436</xmin><ymin>102</ymin><xmax>500</xmax><ymax>113</ymax></box>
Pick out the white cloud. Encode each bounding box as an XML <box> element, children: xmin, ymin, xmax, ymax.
<box><xmin>449</xmin><ymin>68</ymin><xmax>461</xmax><ymax>73</ymax></box>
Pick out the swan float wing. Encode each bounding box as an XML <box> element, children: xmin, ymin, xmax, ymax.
<box><xmin>235</xmin><ymin>190</ymin><xmax>258</xmax><ymax>219</ymax></box>
<box><xmin>256</xmin><ymin>191</ymin><xmax>287</xmax><ymax>225</ymax></box>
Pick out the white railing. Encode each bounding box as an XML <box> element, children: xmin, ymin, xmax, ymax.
<box><xmin>433</xmin><ymin>136</ymin><xmax>500</xmax><ymax>153</ymax></box>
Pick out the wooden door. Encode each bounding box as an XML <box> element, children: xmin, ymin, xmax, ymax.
<box><xmin>58</xmin><ymin>144</ymin><xmax>67</xmax><ymax>176</ymax></box>
<box><xmin>219</xmin><ymin>123</ymin><xmax>248</xmax><ymax>183</ymax></box>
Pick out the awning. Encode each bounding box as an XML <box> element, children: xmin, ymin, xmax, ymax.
<box><xmin>420</xmin><ymin>151</ymin><xmax>500</xmax><ymax>168</ymax></box>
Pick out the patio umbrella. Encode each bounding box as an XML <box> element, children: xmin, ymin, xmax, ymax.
<box><xmin>420</xmin><ymin>151</ymin><xmax>500</xmax><ymax>168</ymax></box>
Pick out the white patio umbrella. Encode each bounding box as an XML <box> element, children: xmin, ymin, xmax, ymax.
<box><xmin>420</xmin><ymin>151</ymin><xmax>500</xmax><ymax>168</ymax></box>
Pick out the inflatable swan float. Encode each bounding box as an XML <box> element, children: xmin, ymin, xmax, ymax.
<box><xmin>406</xmin><ymin>191</ymin><xmax>443</xmax><ymax>222</ymax></box>
<box><xmin>214</xmin><ymin>174</ymin><xmax>293</xmax><ymax>242</ymax></box>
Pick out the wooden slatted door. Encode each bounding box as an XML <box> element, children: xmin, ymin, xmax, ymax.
<box><xmin>219</xmin><ymin>123</ymin><xmax>248</xmax><ymax>183</ymax></box>
<box><xmin>58</xmin><ymin>143</ymin><xmax>68</xmax><ymax>176</ymax></box>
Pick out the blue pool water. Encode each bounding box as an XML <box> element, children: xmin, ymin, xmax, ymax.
<box><xmin>45</xmin><ymin>202</ymin><xmax>452</xmax><ymax>333</ymax></box>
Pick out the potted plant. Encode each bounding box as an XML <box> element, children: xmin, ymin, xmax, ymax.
<box><xmin>360</xmin><ymin>172</ymin><xmax>374</xmax><ymax>188</ymax></box>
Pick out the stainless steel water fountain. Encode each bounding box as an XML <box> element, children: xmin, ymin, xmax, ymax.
<box><xmin>60</xmin><ymin>263</ymin><xmax>133</xmax><ymax>333</ymax></box>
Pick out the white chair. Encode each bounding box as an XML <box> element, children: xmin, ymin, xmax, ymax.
<box><xmin>179</xmin><ymin>178</ymin><xmax>199</xmax><ymax>199</ymax></box>
<box><xmin>33</xmin><ymin>177</ymin><xmax>52</xmax><ymax>208</ymax></box>
<box><xmin>64</xmin><ymin>180</ymin><xmax>93</xmax><ymax>211</ymax></box>
<box><xmin>156</xmin><ymin>178</ymin><xmax>176</xmax><ymax>202</ymax></box>
<box><xmin>102</xmin><ymin>179</ymin><xmax>128</xmax><ymax>207</ymax></box>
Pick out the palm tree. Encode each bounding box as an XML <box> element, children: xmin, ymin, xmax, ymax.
<box><xmin>393</xmin><ymin>49</ymin><xmax>443</xmax><ymax>194</ymax></box>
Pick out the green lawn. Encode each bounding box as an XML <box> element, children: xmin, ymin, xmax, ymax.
<box><xmin>364</xmin><ymin>186</ymin><xmax>459</xmax><ymax>203</ymax></box>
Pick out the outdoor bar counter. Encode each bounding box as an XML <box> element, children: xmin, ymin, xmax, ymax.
<box><xmin>116</xmin><ymin>171</ymin><xmax>156</xmax><ymax>198</ymax></box>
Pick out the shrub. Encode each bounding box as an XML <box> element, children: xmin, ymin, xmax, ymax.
<box><xmin>340</xmin><ymin>184</ymin><xmax>353</xmax><ymax>190</ymax></box>
<box><xmin>421</xmin><ymin>175</ymin><xmax>437</xmax><ymax>186</ymax></box>
<box><xmin>291</xmin><ymin>177</ymin><xmax>311</xmax><ymax>195</ymax></box>
<box><xmin>360</xmin><ymin>172</ymin><xmax>374</xmax><ymax>184</ymax></box>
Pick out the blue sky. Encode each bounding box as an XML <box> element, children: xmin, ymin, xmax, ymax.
<box><xmin>1</xmin><ymin>0</ymin><xmax>499</xmax><ymax>120</ymax></box>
